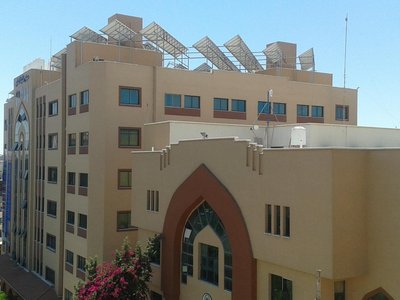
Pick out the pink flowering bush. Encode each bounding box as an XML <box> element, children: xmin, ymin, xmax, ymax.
<box><xmin>76</xmin><ymin>237</ymin><xmax>153</xmax><ymax>300</ymax></box>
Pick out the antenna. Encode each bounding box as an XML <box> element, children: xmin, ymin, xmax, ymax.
<box><xmin>343</xmin><ymin>14</ymin><xmax>348</xmax><ymax>89</ymax></box>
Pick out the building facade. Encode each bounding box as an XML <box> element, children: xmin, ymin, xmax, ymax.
<box><xmin>1</xmin><ymin>14</ymin><xmax>357</xmax><ymax>299</ymax></box>
<box><xmin>132</xmin><ymin>122</ymin><xmax>400</xmax><ymax>300</ymax></box>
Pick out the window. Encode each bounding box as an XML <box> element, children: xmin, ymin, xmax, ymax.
<box><xmin>68</xmin><ymin>172</ymin><xmax>75</xmax><ymax>186</ymax></box>
<box><xmin>45</xmin><ymin>267</ymin><xmax>55</xmax><ymax>284</ymax></box>
<box><xmin>46</xmin><ymin>233</ymin><xmax>56</xmax><ymax>251</ymax></box>
<box><xmin>80</xmin><ymin>90</ymin><xmax>89</xmax><ymax>105</ymax></box>
<box><xmin>200</xmin><ymin>243</ymin><xmax>218</xmax><ymax>285</ymax></box>
<box><xmin>67</xmin><ymin>211</ymin><xmax>75</xmax><ymax>225</ymax></box>
<box><xmin>77</xmin><ymin>255</ymin><xmax>86</xmax><ymax>271</ymax></box>
<box><xmin>68</xmin><ymin>133</ymin><xmax>76</xmax><ymax>147</ymax></box>
<box><xmin>334</xmin><ymin>281</ymin><xmax>345</xmax><ymax>300</ymax></box>
<box><xmin>118</xmin><ymin>169</ymin><xmax>132</xmax><ymax>189</ymax></box>
<box><xmin>297</xmin><ymin>104</ymin><xmax>309</xmax><ymax>117</ymax></box>
<box><xmin>265</xmin><ymin>204</ymin><xmax>272</xmax><ymax>234</ymax></box>
<box><xmin>48</xmin><ymin>133</ymin><xmax>58</xmax><ymax>150</ymax></box>
<box><xmin>65</xmin><ymin>289</ymin><xmax>73</xmax><ymax>300</ymax></box>
<box><xmin>165</xmin><ymin>94</ymin><xmax>181</xmax><ymax>107</ymax></box>
<box><xmin>283</xmin><ymin>207</ymin><xmax>290</xmax><ymax>237</ymax></box>
<box><xmin>271</xmin><ymin>274</ymin><xmax>292</xmax><ymax>300</ymax></box>
<box><xmin>80</xmin><ymin>132</ymin><xmax>89</xmax><ymax>147</ymax></box>
<box><xmin>48</xmin><ymin>100</ymin><xmax>58</xmax><ymax>116</ymax></box>
<box><xmin>119</xmin><ymin>127</ymin><xmax>141</xmax><ymax>148</ymax></box>
<box><xmin>312</xmin><ymin>105</ymin><xmax>324</xmax><ymax>118</ymax></box>
<box><xmin>79</xmin><ymin>173</ymin><xmax>88</xmax><ymax>188</ymax></box>
<box><xmin>274</xmin><ymin>206</ymin><xmax>281</xmax><ymax>235</ymax></box>
<box><xmin>273</xmin><ymin>103</ymin><xmax>286</xmax><ymax>115</ymax></box>
<box><xmin>258</xmin><ymin>101</ymin><xmax>271</xmax><ymax>114</ymax></box>
<box><xmin>48</xmin><ymin>167</ymin><xmax>57</xmax><ymax>183</ymax></box>
<box><xmin>231</xmin><ymin>99</ymin><xmax>246</xmax><ymax>112</ymax></box>
<box><xmin>336</xmin><ymin>105</ymin><xmax>349</xmax><ymax>121</ymax></box>
<box><xmin>120</xmin><ymin>87</ymin><xmax>141</xmax><ymax>106</ymax></box>
<box><xmin>147</xmin><ymin>190</ymin><xmax>159</xmax><ymax>212</ymax></box>
<box><xmin>184</xmin><ymin>95</ymin><xmax>200</xmax><ymax>109</ymax></box>
<box><xmin>117</xmin><ymin>211</ymin><xmax>134</xmax><ymax>231</ymax></box>
<box><xmin>68</xmin><ymin>94</ymin><xmax>77</xmax><ymax>108</ymax></box>
<box><xmin>66</xmin><ymin>250</ymin><xmax>74</xmax><ymax>266</ymax></box>
<box><xmin>213</xmin><ymin>98</ymin><xmax>228</xmax><ymax>111</ymax></box>
<box><xmin>47</xmin><ymin>200</ymin><xmax>57</xmax><ymax>217</ymax></box>
<box><xmin>78</xmin><ymin>213</ymin><xmax>87</xmax><ymax>229</ymax></box>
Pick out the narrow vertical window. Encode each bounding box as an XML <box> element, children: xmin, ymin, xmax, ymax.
<box><xmin>274</xmin><ymin>206</ymin><xmax>281</xmax><ymax>235</ymax></box>
<box><xmin>283</xmin><ymin>206</ymin><xmax>290</xmax><ymax>237</ymax></box>
<box><xmin>265</xmin><ymin>204</ymin><xmax>272</xmax><ymax>234</ymax></box>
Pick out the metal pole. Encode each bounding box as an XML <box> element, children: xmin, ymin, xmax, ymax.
<box><xmin>316</xmin><ymin>269</ymin><xmax>322</xmax><ymax>300</ymax></box>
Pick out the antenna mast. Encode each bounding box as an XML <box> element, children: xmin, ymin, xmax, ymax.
<box><xmin>343</xmin><ymin>14</ymin><xmax>348</xmax><ymax>89</ymax></box>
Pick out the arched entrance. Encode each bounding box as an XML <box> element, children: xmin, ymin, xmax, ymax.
<box><xmin>161</xmin><ymin>164</ymin><xmax>256</xmax><ymax>300</ymax></box>
<box><xmin>362</xmin><ymin>287</ymin><xmax>394</xmax><ymax>300</ymax></box>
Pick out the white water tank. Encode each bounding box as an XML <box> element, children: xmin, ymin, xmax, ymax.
<box><xmin>290</xmin><ymin>126</ymin><xmax>306</xmax><ymax>148</ymax></box>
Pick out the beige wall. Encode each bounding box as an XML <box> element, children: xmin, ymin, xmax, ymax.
<box><xmin>132</xmin><ymin>138</ymin><xmax>400</xmax><ymax>299</ymax></box>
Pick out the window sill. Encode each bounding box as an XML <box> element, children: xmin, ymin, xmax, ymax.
<box><xmin>119</xmin><ymin>103</ymin><xmax>141</xmax><ymax>107</ymax></box>
<box><xmin>46</xmin><ymin>247</ymin><xmax>56</xmax><ymax>253</ymax></box>
<box><xmin>117</xmin><ymin>226</ymin><xmax>138</xmax><ymax>232</ymax></box>
<box><xmin>47</xmin><ymin>214</ymin><xmax>57</xmax><ymax>219</ymax></box>
<box><xmin>48</xmin><ymin>148</ymin><xmax>58</xmax><ymax>151</ymax></box>
<box><xmin>48</xmin><ymin>114</ymin><xmax>58</xmax><ymax>118</ymax></box>
<box><xmin>47</xmin><ymin>181</ymin><xmax>57</xmax><ymax>184</ymax></box>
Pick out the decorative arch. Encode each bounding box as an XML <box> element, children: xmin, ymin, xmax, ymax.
<box><xmin>161</xmin><ymin>164</ymin><xmax>256</xmax><ymax>300</ymax></box>
<box><xmin>362</xmin><ymin>287</ymin><xmax>394</xmax><ymax>300</ymax></box>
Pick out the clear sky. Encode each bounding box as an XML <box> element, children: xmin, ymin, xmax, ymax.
<box><xmin>1</xmin><ymin>0</ymin><xmax>400</xmax><ymax>153</ymax></box>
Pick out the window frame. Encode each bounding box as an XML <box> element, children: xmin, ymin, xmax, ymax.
<box><xmin>118</xmin><ymin>169</ymin><xmax>132</xmax><ymax>189</ymax></box>
<box><xmin>47</xmin><ymin>200</ymin><xmax>57</xmax><ymax>218</ymax></box>
<box><xmin>46</xmin><ymin>233</ymin><xmax>56</xmax><ymax>251</ymax></box>
<box><xmin>118</xmin><ymin>127</ymin><xmax>141</xmax><ymax>148</ymax></box>
<box><xmin>119</xmin><ymin>86</ymin><xmax>141</xmax><ymax>106</ymax></box>
<box><xmin>78</xmin><ymin>213</ymin><xmax>87</xmax><ymax>229</ymax></box>
<box><xmin>68</xmin><ymin>133</ymin><xmax>76</xmax><ymax>147</ymax></box>
<box><xmin>117</xmin><ymin>211</ymin><xmax>135</xmax><ymax>231</ymax></box>
<box><xmin>231</xmin><ymin>99</ymin><xmax>246</xmax><ymax>112</ymax></box>
<box><xmin>47</xmin><ymin>167</ymin><xmax>57</xmax><ymax>183</ymax></box>
<box><xmin>258</xmin><ymin>101</ymin><xmax>271</xmax><ymax>114</ymax></box>
<box><xmin>270</xmin><ymin>274</ymin><xmax>293</xmax><ymax>300</ymax></box>
<box><xmin>164</xmin><ymin>93</ymin><xmax>181</xmax><ymax>108</ymax></box>
<box><xmin>65</xmin><ymin>249</ymin><xmax>74</xmax><ymax>266</ymax></box>
<box><xmin>183</xmin><ymin>95</ymin><xmax>200</xmax><ymax>109</ymax></box>
<box><xmin>273</xmin><ymin>102</ymin><xmax>287</xmax><ymax>115</ymax></box>
<box><xmin>297</xmin><ymin>104</ymin><xmax>309</xmax><ymax>117</ymax></box>
<box><xmin>48</xmin><ymin>100</ymin><xmax>58</xmax><ymax>116</ymax></box>
<box><xmin>80</xmin><ymin>90</ymin><xmax>89</xmax><ymax>105</ymax></box>
<box><xmin>45</xmin><ymin>267</ymin><xmax>55</xmax><ymax>285</ymax></box>
<box><xmin>213</xmin><ymin>98</ymin><xmax>229</xmax><ymax>111</ymax></box>
<box><xmin>335</xmin><ymin>105</ymin><xmax>349</xmax><ymax>121</ymax></box>
<box><xmin>77</xmin><ymin>255</ymin><xmax>86</xmax><ymax>272</ymax></box>
<box><xmin>80</xmin><ymin>132</ymin><xmax>89</xmax><ymax>147</ymax></box>
<box><xmin>66</xmin><ymin>210</ymin><xmax>75</xmax><ymax>225</ymax></box>
<box><xmin>199</xmin><ymin>243</ymin><xmax>219</xmax><ymax>286</ymax></box>
<box><xmin>48</xmin><ymin>133</ymin><xmax>58</xmax><ymax>150</ymax></box>
<box><xmin>68</xmin><ymin>94</ymin><xmax>77</xmax><ymax>108</ymax></box>
<box><xmin>311</xmin><ymin>105</ymin><xmax>324</xmax><ymax>118</ymax></box>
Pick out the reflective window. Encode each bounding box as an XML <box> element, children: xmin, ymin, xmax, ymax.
<box><xmin>213</xmin><ymin>98</ymin><xmax>228</xmax><ymax>111</ymax></box>
<box><xmin>165</xmin><ymin>94</ymin><xmax>181</xmax><ymax>107</ymax></box>
<box><xmin>120</xmin><ymin>87</ymin><xmax>141</xmax><ymax>106</ymax></box>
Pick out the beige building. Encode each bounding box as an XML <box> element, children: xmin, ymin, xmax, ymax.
<box><xmin>1</xmin><ymin>14</ymin><xmax>358</xmax><ymax>299</ymax></box>
<box><xmin>133</xmin><ymin>121</ymin><xmax>400</xmax><ymax>300</ymax></box>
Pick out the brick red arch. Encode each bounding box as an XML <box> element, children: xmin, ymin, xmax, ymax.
<box><xmin>161</xmin><ymin>164</ymin><xmax>256</xmax><ymax>300</ymax></box>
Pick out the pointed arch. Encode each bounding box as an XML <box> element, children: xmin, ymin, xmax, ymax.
<box><xmin>362</xmin><ymin>287</ymin><xmax>394</xmax><ymax>300</ymax></box>
<box><xmin>161</xmin><ymin>164</ymin><xmax>256</xmax><ymax>300</ymax></box>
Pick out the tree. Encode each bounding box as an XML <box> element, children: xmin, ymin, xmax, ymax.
<box><xmin>76</xmin><ymin>237</ymin><xmax>157</xmax><ymax>300</ymax></box>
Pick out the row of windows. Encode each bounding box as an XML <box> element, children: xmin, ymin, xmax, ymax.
<box><xmin>66</xmin><ymin>210</ymin><xmax>88</xmax><ymax>239</ymax></box>
<box><xmin>68</xmin><ymin>90</ymin><xmax>89</xmax><ymax>115</ymax></box>
<box><xmin>67</xmin><ymin>172</ymin><xmax>88</xmax><ymax>188</ymax></box>
<box><xmin>296</xmin><ymin>104</ymin><xmax>324</xmax><ymax>118</ymax></box>
<box><xmin>68</xmin><ymin>132</ymin><xmax>89</xmax><ymax>147</ymax></box>
<box><xmin>265</xmin><ymin>205</ymin><xmax>290</xmax><ymax>237</ymax></box>
<box><xmin>165</xmin><ymin>94</ymin><xmax>201</xmax><ymax>109</ymax></box>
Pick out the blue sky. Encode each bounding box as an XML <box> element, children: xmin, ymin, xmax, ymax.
<box><xmin>1</xmin><ymin>0</ymin><xmax>400</xmax><ymax>153</ymax></box>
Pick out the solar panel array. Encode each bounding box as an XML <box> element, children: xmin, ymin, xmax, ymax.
<box><xmin>70</xmin><ymin>26</ymin><xmax>107</xmax><ymax>44</ymax></box>
<box><xmin>224</xmin><ymin>35</ymin><xmax>263</xmax><ymax>72</ymax></box>
<box><xmin>193</xmin><ymin>36</ymin><xmax>238</xmax><ymax>71</ymax></box>
<box><xmin>299</xmin><ymin>48</ymin><xmax>315</xmax><ymax>71</ymax></box>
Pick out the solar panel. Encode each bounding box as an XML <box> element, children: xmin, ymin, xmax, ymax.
<box><xmin>224</xmin><ymin>35</ymin><xmax>263</xmax><ymax>72</ymax></box>
<box><xmin>100</xmin><ymin>19</ymin><xmax>137</xmax><ymax>42</ymax></box>
<box><xmin>143</xmin><ymin>42</ymin><xmax>161</xmax><ymax>52</ymax></box>
<box><xmin>193</xmin><ymin>36</ymin><xmax>238</xmax><ymax>71</ymax></box>
<box><xmin>70</xmin><ymin>26</ymin><xmax>107</xmax><ymax>43</ymax></box>
<box><xmin>263</xmin><ymin>42</ymin><xmax>283</xmax><ymax>65</ymax></box>
<box><xmin>194</xmin><ymin>63</ymin><xmax>212</xmax><ymax>72</ymax></box>
<box><xmin>299</xmin><ymin>48</ymin><xmax>315</xmax><ymax>71</ymax></box>
<box><xmin>51</xmin><ymin>48</ymin><xmax>66</xmax><ymax>70</ymax></box>
<box><xmin>140</xmin><ymin>22</ymin><xmax>187</xmax><ymax>59</ymax></box>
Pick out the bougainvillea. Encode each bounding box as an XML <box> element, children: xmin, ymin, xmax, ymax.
<box><xmin>76</xmin><ymin>237</ymin><xmax>155</xmax><ymax>300</ymax></box>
